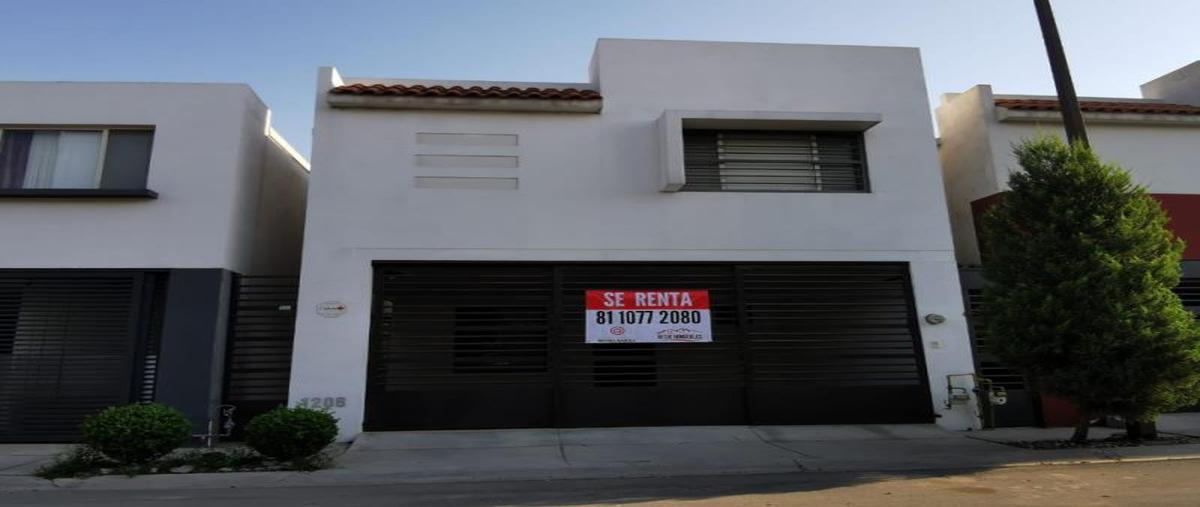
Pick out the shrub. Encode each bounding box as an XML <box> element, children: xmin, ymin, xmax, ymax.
<box><xmin>244</xmin><ymin>407</ymin><xmax>337</xmax><ymax>462</ymax></box>
<box><xmin>982</xmin><ymin>137</ymin><xmax>1200</xmax><ymax>441</ymax></box>
<box><xmin>80</xmin><ymin>403</ymin><xmax>192</xmax><ymax>465</ymax></box>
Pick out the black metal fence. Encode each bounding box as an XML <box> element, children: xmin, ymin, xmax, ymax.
<box><xmin>221</xmin><ymin>276</ymin><xmax>298</xmax><ymax>437</ymax></box>
<box><xmin>960</xmin><ymin>267</ymin><xmax>1200</xmax><ymax>426</ymax></box>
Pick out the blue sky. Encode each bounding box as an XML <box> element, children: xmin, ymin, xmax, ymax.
<box><xmin>4</xmin><ymin>0</ymin><xmax>1197</xmax><ymax>157</ymax></box>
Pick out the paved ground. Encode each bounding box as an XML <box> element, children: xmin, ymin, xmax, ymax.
<box><xmin>4</xmin><ymin>414</ymin><xmax>1200</xmax><ymax>497</ymax></box>
<box><xmin>2</xmin><ymin>460</ymin><xmax>1198</xmax><ymax>506</ymax></box>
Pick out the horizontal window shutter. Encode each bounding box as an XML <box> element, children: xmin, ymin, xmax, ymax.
<box><xmin>682</xmin><ymin>129</ymin><xmax>867</xmax><ymax>192</ymax></box>
<box><xmin>681</xmin><ymin>130</ymin><xmax>722</xmax><ymax>191</ymax></box>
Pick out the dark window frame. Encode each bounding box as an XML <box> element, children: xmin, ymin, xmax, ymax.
<box><xmin>680</xmin><ymin>128</ymin><xmax>871</xmax><ymax>193</ymax></box>
<box><xmin>0</xmin><ymin>127</ymin><xmax>156</xmax><ymax>198</ymax></box>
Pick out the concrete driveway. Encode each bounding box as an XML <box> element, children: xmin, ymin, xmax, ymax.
<box><xmin>331</xmin><ymin>419</ymin><xmax>1200</xmax><ymax>484</ymax></box>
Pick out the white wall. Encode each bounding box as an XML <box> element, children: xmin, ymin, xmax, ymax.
<box><xmin>935</xmin><ymin>86</ymin><xmax>1002</xmax><ymax>265</ymax></box>
<box><xmin>292</xmin><ymin>40</ymin><xmax>979</xmax><ymax>439</ymax></box>
<box><xmin>246</xmin><ymin>130</ymin><xmax>310</xmax><ymax>276</ymax></box>
<box><xmin>1142</xmin><ymin>60</ymin><xmax>1200</xmax><ymax>106</ymax></box>
<box><xmin>937</xmin><ymin>86</ymin><xmax>1200</xmax><ymax>264</ymax></box>
<box><xmin>0</xmin><ymin>82</ymin><xmax>308</xmax><ymax>275</ymax></box>
<box><xmin>992</xmin><ymin>122</ymin><xmax>1200</xmax><ymax>193</ymax></box>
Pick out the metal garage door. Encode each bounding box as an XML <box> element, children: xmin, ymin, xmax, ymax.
<box><xmin>365</xmin><ymin>262</ymin><xmax>932</xmax><ymax>430</ymax></box>
<box><xmin>0</xmin><ymin>271</ymin><xmax>166</xmax><ymax>442</ymax></box>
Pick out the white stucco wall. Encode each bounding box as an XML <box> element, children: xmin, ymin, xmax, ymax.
<box><xmin>935</xmin><ymin>86</ymin><xmax>1002</xmax><ymax>265</ymax></box>
<box><xmin>0</xmin><ymin>82</ymin><xmax>308</xmax><ymax>275</ymax></box>
<box><xmin>292</xmin><ymin>39</ymin><xmax>979</xmax><ymax>439</ymax></box>
<box><xmin>246</xmin><ymin>130</ymin><xmax>310</xmax><ymax>276</ymax></box>
<box><xmin>991</xmin><ymin>122</ymin><xmax>1200</xmax><ymax>193</ymax></box>
<box><xmin>937</xmin><ymin>85</ymin><xmax>1200</xmax><ymax>264</ymax></box>
<box><xmin>1142</xmin><ymin>60</ymin><xmax>1200</xmax><ymax>107</ymax></box>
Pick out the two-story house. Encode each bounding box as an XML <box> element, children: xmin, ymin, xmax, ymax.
<box><xmin>937</xmin><ymin>61</ymin><xmax>1200</xmax><ymax>426</ymax></box>
<box><xmin>0</xmin><ymin>82</ymin><xmax>309</xmax><ymax>441</ymax></box>
<box><xmin>290</xmin><ymin>39</ymin><xmax>979</xmax><ymax>440</ymax></box>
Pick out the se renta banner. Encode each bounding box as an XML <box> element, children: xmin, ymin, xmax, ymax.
<box><xmin>585</xmin><ymin>290</ymin><xmax>712</xmax><ymax>344</ymax></box>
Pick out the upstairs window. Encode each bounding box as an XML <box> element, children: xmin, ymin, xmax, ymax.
<box><xmin>0</xmin><ymin>128</ymin><xmax>154</xmax><ymax>190</ymax></box>
<box><xmin>681</xmin><ymin>129</ymin><xmax>868</xmax><ymax>192</ymax></box>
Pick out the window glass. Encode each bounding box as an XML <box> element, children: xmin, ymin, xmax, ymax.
<box><xmin>48</xmin><ymin>131</ymin><xmax>103</xmax><ymax>188</ymax></box>
<box><xmin>0</xmin><ymin>131</ymin><xmax>34</xmax><ymax>189</ymax></box>
<box><xmin>101</xmin><ymin>130</ymin><xmax>154</xmax><ymax>189</ymax></box>
<box><xmin>0</xmin><ymin>129</ymin><xmax>153</xmax><ymax>190</ymax></box>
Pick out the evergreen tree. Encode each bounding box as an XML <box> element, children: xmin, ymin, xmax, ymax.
<box><xmin>982</xmin><ymin>137</ymin><xmax>1200</xmax><ymax>442</ymax></box>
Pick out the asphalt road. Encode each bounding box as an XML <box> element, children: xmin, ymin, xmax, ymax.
<box><xmin>4</xmin><ymin>460</ymin><xmax>1199</xmax><ymax>506</ymax></box>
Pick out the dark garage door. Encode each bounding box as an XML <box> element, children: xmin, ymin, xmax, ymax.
<box><xmin>0</xmin><ymin>271</ymin><xmax>166</xmax><ymax>442</ymax></box>
<box><xmin>365</xmin><ymin>263</ymin><xmax>932</xmax><ymax>430</ymax></box>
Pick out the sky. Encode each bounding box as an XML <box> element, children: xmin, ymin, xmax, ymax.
<box><xmin>4</xmin><ymin>0</ymin><xmax>1198</xmax><ymax>158</ymax></box>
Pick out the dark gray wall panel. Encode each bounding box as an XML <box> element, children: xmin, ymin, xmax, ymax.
<box><xmin>155</xmin><ymin>269</ymin><xmax>233</xmax><ymax>434</ymax></box>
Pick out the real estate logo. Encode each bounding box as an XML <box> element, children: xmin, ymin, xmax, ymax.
<box><xmin>656</xmin><ymin>328</ymin><xmax>705</xmax><ymax>342</ymax></box>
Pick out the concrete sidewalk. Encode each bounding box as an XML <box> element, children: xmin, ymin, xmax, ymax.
<box><xmin>5</xmin><ymin>414</ymin><xmax>1200</xmax><ymax>492</ymax></box>
<box><xmin>0</xmin><ymin>444</ymin><xmax>69</xmax><ymax>477</ymax></box>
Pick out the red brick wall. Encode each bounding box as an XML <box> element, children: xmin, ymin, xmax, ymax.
<box><xmin>1153</xmin><ymin>194</ymin><xmax>1200</xmax><ymax>260</ymax></box>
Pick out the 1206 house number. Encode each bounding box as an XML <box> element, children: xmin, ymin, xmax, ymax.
<box><xmin>296</xmin><ymin>396</ymin><xmax>346</xmax><ymax>409</ymax></box>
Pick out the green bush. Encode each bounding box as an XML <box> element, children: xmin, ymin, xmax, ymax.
<box><xmin>244</xmin><ymin>407</ymin><xmax>337</xmax><ymax>462</ymax></box>
<box><xmin>80</xmin><ymin>403</ymin><xmax>192</xmax><ymax>465</ymax></box>
<box><xmin>982</xmin><ymin>137</ymin><xmax>1200</xmax><ymax>441</ymax></box>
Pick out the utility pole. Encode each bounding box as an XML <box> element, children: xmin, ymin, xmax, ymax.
<box><xmin>1033</xmin><ymin>0</ymin><xmax>1089</xmax><ymax>146</ymax></box>
<box><xmin>1033</xmin><ymin>1</ymin><xmax>1158</xmax><ymax>439</ymax></box>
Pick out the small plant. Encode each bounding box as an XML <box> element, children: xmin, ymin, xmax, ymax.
<box><xmin>81</xmin><ymin>403</ymin><xmax>192</xmax><ymax>465</ymax></box>
<box><xmin>35</xmin><ymin>446</ymin><xmax>114</xmax><ymax>479</ymax></box>
<box><xmin>244</xmin><ymin>407</ymin><xmax>338</xmax><ymax>463</ymax></box>
<box><xmin>157</xmin><ymin>448</ymin><xmax>267</xmax><ymax>473</ymax></box>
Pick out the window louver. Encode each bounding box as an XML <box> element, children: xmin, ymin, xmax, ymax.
<box><xmin>682</xmin><ymin>130</ymin><xmax>868</xmax><ymax>192</ymax></box>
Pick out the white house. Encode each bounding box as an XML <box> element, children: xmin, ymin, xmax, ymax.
<box><xmin>0</xmin><ymin>82</ymin><xmax>309</xmax><ymax>441</ymax></box>
<box><xmin>291</xmin><ymin>39</ymin><xmax>979</xmax><ymax>440</ymax></box>
<box><xmin>937</xmin><ymin>65</ymin><xmax>1200</xmax><ymax>266</ymax></box>
<box><xmin>936</xmin><ymin>61</ymin><xmax>1200</xmax><ymax>427</ymax></box>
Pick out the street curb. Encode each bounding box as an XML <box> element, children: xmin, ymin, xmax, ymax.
<box><xmin>6</xmin><ymin>452</ymin><xmax>1200</xmax><ymax>492</ymax></box>
<box><xmin>996</xmin><ymin>453</ymin><xmax>1200</xmax><ymax>468</ymax></box>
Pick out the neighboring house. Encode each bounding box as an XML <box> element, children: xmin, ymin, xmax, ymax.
<box><xmin>936</xmin><ymin>61</ymin><xmax>1200</xmax><ymax>426</ymax></box>
<box><xmin>0</xmin><ymin>82</ymin><xmax>309</xmax><ymax>442</ymax></box>
<box><xmin>291</xmin><ymin>38</ymin><xmax>979</xmax><ymax>440</ymax></box>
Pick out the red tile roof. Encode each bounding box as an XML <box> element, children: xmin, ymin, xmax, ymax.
<box><xmin>995</xmin><ymin>98</ymin><xmax>1200</xmax><ymax>115</ymax></box>
<box><xmin>331</xmin><ymin>83</ymin><xmax>601</xmax><ymax>101</ymax></box>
